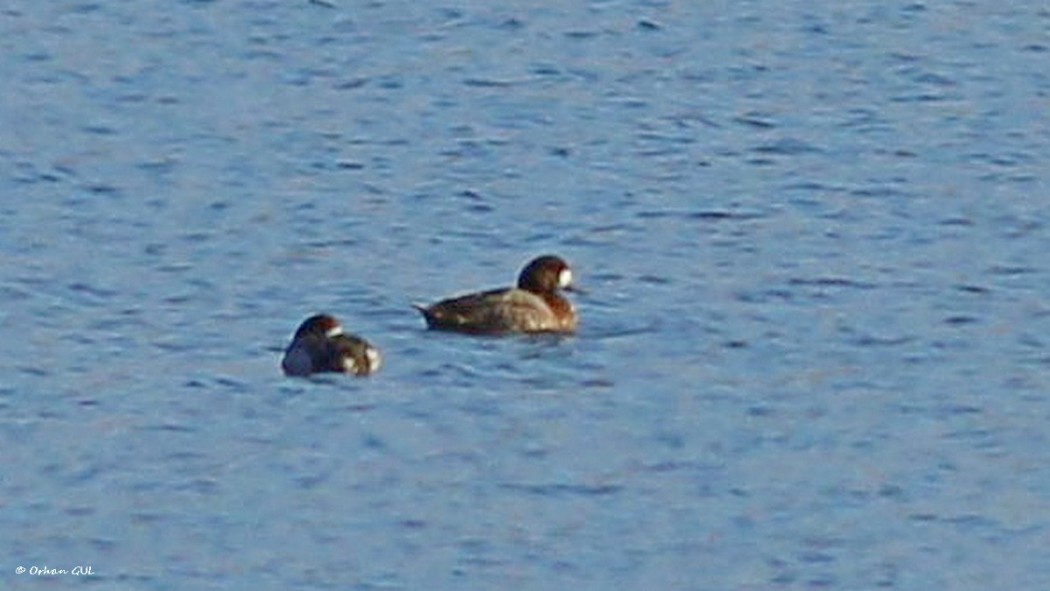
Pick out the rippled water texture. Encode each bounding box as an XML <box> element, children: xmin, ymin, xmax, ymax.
<box><xmin>2</xmin><ymin>1</ymin><xmax>1050</xmax><ymax>589</ymax></box>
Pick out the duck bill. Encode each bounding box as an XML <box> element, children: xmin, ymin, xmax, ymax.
<box><xmin>563</xmin><ymin>284</ymin><xmax>587</xmax><ymax>295</ymax></box>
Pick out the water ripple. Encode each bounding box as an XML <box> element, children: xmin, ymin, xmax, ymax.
<box><xmin>499</xmin><ymin>482</ymin><xmax>625</xmax><ymax>497</ymax></box>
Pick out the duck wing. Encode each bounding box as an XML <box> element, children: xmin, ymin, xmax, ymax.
<box><xmin>416</xmin><ymin>288</ymin><xmax>555</xmax><ymax>334</ymax></box>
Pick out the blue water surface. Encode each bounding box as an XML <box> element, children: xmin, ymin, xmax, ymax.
<box><xmin>2</xmin><ymin>1</ymin><xmax>1050</xmax><ymax>589</ymax></box>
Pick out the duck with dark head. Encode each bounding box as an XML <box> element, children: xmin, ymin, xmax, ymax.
<box><xmin>415</xmin><ymin>254</ymin><xmax>580</xmax><ymax>335</ymax></box>
<box><xmin>281</xmin><ymin>314</ymin><xmax>381</xmax><ymax>377</ymax></box>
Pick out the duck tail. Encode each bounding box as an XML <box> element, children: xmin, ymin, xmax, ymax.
<box><xmin>412</xmin><ymin>303</ymin><xmax>435</xmax><ymax>322</ymax></box>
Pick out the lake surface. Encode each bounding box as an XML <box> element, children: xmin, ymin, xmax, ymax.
<box><xmin>2</xmin><ymin>1</ymin><xmax>1050</xmax><ymax>589</ymax></box>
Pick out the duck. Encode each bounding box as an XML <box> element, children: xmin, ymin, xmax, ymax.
<box><xmin>415</xmin><ymin>254</ymin><xmax>579</xmax><ymax>335</ymax></box>
<box><xmin>281</xmin><ymin>314</ymin><xmax>381</xmax><ymax>377</ymax></box>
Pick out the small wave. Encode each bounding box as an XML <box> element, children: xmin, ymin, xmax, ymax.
<box><xmin>500</xmin><ymin>482</ymin><xmax>624</xmax><ymax>497</ymax></box>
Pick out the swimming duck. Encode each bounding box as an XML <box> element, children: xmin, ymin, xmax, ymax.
<box><xmin>281</xmin><ymin>314</ymin><xmax>381</xmax><ymax>377</ymax></box>
<box><xmin>415</xmin><ymin>255</ymin><xmax>579</xmax><ymax>334</ymax></box>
